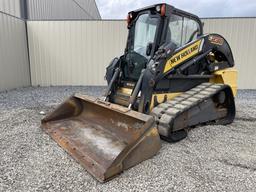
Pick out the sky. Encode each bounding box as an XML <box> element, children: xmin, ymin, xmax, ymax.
<box><xmin>95</xmin><ymin>0</ymin><xmax>256</xmax><ymax>19</ymax></box>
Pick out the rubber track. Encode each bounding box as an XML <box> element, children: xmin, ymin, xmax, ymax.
<box><xmin>151</xmin><ymin>82</ymin><xmax>226</xmax><ymax>137</ymax></box>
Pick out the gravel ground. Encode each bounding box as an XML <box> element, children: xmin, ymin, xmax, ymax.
<box><xmin>0</xmin><ymin>86</ymin><xmax>256</xmax><ymax>192</ymax></box>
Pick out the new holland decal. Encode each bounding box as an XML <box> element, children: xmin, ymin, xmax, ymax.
<box><xmin>163</xmin><ymin>40</ymin><xmax>203</xmax><ymax>73</ymax></box>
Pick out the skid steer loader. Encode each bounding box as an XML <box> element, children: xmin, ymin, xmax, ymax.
<box><xmin>41</xmin><ymin>4</ymin><xmax>237</xmax><ymax>182</ymax></box>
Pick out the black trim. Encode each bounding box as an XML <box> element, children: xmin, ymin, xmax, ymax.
<box><xmin>130</xmin><ymin>4</ymin><xmax>163</xmax><ymax>14</ymax></box>
<box><xmin>154</xmin><ymin>78</ymin><xmax>209</xmax><ymax>93</ymax></box>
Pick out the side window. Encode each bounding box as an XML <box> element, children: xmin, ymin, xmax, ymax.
<box><xmin>166</xmin><ymin>15</ymin><xmax>200</xmax><ymax>48</ymax></box>
<box><xmin>182</xmin><ymin>18</ymin><xmax>200</xmax><ymax>44</ymax></box>
<box><xmin>166</xmin><ymin>15</ymin><xmax>183</xmax><ymax>47</ymax></box>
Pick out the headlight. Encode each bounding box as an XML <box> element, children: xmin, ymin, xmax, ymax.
<box><xmin>156</xmin><ymin>5</ymin><xmax>161</xmax><ymax>12</ymax></box>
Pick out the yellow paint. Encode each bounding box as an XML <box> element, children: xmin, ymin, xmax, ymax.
<box><xmin>118</xmin><ymin>87</ymin><xmax>133</xmax><ymax>95</ymax></box>
<box><xmin>210</xmin><ymin>68</ymin><xmax>238</xmax><ymax>96</ymax></box>
<box><xmin>163</xmin><ymin>40</ymin><xmax>202</xmax><ymax>73</ymax></box>
<box><xmin>150</xmin><ymin>92</ymin><xmax>181</xmax><ymax>110</ymax></box>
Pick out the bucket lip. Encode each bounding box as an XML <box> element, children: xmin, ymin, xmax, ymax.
<box><xmin>74</xmin><ymin>93</ymin><xmax>153</xmax><ymax>122</ymax></box>
<box><xmin>40</xmin><ymin>122</ymin><xmax>109</xmax><ymax>182</ymax></box>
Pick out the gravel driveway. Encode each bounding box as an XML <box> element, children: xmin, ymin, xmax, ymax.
<box><xmin>0</xmin><ymin>87</ymin><xmax>256</xmax><ymax>192</ymax></box>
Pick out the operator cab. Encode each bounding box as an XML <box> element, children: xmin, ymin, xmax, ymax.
<box><xmin>121</xmin><ymin>4</ymin><xmax>203</xmax><ymax>81</ymax></box>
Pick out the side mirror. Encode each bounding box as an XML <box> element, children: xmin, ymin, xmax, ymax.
<box><xmin>146</xmin><ymin>42</ymin><xmax>153</xmax><ymax>56</ymax></box>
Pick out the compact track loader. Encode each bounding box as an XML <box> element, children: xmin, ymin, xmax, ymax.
<box><xmin>41</xmin><ymin>4</ymin><xmax>237</xmax><ymax>182</ymax></box>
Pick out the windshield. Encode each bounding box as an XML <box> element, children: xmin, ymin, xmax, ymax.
<box><xmin>132</xmin><ymin>13</ymin><xmax>159</xmax><ymax>58</ymax></box>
